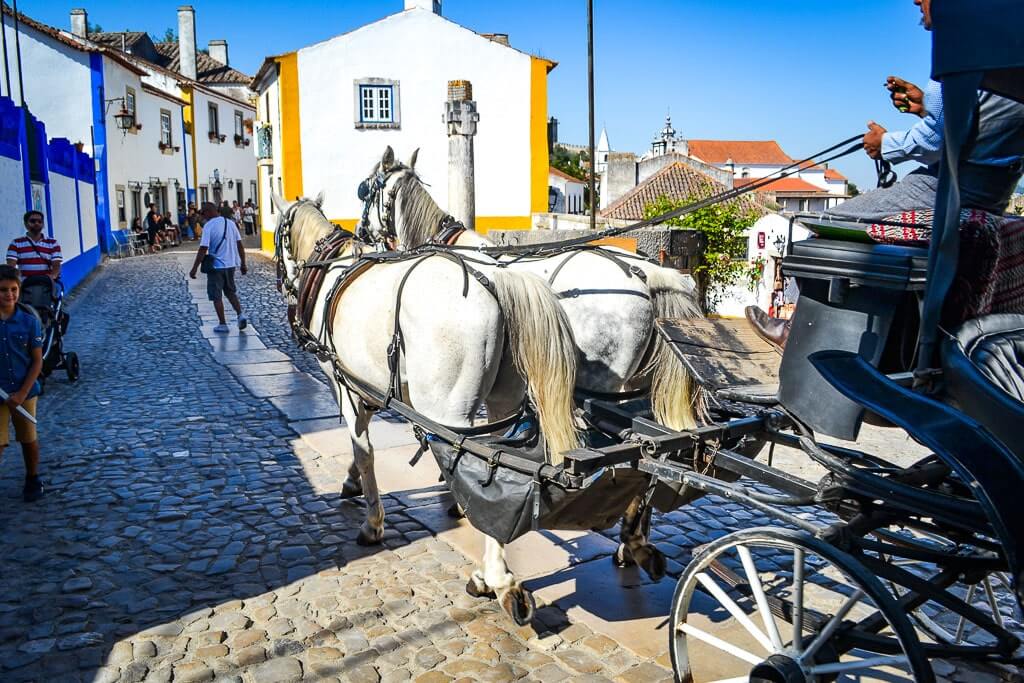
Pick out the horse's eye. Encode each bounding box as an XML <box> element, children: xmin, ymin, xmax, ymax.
<box><xmin>357</xmin><ymin>181</ymin><xmax>370</xmax><ymax>201</ymax></box>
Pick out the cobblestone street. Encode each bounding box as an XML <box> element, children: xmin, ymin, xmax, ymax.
<box><xmin>0</xmin><ymin>250</ymin><xmax>1019</xmax><ymax>683</ymax></box>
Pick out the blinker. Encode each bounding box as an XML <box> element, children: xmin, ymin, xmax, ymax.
<box><xmin>357</xmin><ymin>181</ymin><xmax>370</xmax><ymax>201</ymax></box>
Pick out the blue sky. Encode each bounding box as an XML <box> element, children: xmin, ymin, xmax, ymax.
<box><xmin>29</xmin><ymin>0</ymin><xmax>932</xmax><ymax>188</ymax></box>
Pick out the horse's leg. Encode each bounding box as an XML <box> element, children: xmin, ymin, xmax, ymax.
<box><xmin>339</xmin><ymin>388</ymin><xmax>385</xmax><ymax>545</ymax></box>
<box><xmin>614</xmin><ymin>494</ymin><xmax>666</xmax><ymax>581</ymax></box>
<box><xmin>327</xmin><ymin>375</ymin><xmax>362</xmax><ymax>498</ymax></box>
<box><xmin>466</xmin><ymin>536</ymin><xmax>536</xmax><ymax>626</ymax></box>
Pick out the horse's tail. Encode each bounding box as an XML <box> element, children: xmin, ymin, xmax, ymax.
<box><xmin>492</xmin><ymin>270</ymin><xmax>580</xmax><ymax>465</ymax></box>
<box><xmin>641</xmin><ymin>265</ymin><xmax>706</xmax><ymax>430</ymax></box>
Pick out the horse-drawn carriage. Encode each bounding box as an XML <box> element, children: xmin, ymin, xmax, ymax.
<box><xmin>272</xmin><ymin>4</ymin><xmax>1024</xmax><ymax>680</ymax></box>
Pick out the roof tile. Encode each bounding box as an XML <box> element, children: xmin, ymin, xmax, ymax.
<box><xmin>687</xmin><ymin>140</ymin><xmax>793</xmax><ymax>165</ymax></box>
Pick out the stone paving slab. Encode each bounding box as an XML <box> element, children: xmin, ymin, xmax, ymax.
<box><xmin>211</xmin><ymin>348</ymin><xmax>289</xmax><ymax>365</ymax></box>
<box><xmin>198</xmin><ymin>322</ymin><xmax>262</xmax><ymax>339</ymax></box>
<box><xmin>227</xmin><ymin>361</ymin><xmax>301</xmax><ymax>378</ymax></box>
<box><xmin>237</xmin><ymin>372</ymin><xmax>326</xmax><ymax>398</ymax></box>
<box><xmin>206</xmin><ymin>334</ymin><xmax>267</xmax><ymax>352</ymax></box>
<box><xmin>269</xmin><ymin>392</ymin><xmax>340</xmax><ymax>422</ymax></box>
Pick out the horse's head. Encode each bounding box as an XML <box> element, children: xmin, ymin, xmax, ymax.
<box><xmin>271</xmin><ymin>190</ymin><xmax>326</xmax><ymax>295</ymax></box>
<box><xmin>356</xmin><ymin>146</ymin><xmax>420</xmax><ymax>248</ymax></box>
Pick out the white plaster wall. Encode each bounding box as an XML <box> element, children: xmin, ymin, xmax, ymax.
<box><xmin>103</xmin><ymin>60</ymin><xmax>187</xmax><ymax>223</ymax></box>
<box><xmin>48</xmin><ymin>172</ymin><xmax>81</xmax><ymax>261</ymax></box>
<box><xmin>193</xmin><ymin>89</ymin><xmax>257</xmax><ymax>207</ymax></box>
<box><xmin>716</xmin><ymin>163</ymin><xmax>783</xmax><ymax>180</ymax></box>
<box><xmin>0</xmin><ymin>156</ymin><xmax>26</xmax><ymax>249</ymax></box>
<box><xmin>0</xmin><ymin>17</ymin><xmax>93</xmax><ymax>152</ymax></box>
<box><xmin>256</xmin><ymin>74</ymin><xmax>282</xmax><ymax>233</ymax></box>
<box><xmin>297</xmin><ymin>9</ymin><xmax>533</xmax><ymax>221</ymax></box>
<box><xmin>78</xmin><ymin>179</ymin><xmax>98</xmax><ymax>251</ymax></box>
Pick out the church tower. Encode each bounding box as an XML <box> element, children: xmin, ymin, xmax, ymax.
<box><xmin>596</xmin><ymin>126</ymin><xmax>611</xmax><ymax>174</ymax></box>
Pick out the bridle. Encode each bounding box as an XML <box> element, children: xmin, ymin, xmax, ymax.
<box><xmin>357</xmin><ymin>164</ymin><xmax>414</xmax><ymax>248</ymax></box>
<box><xmin>274</xmin><ymin>199</ymin><xmax>307</xmax><ymax>296</ymax></box>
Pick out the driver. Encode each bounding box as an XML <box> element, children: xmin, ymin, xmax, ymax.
<box><xmin>6</xmin><ymin>211</ymin><xmax>63</xmax><ymax>280</ymax></box>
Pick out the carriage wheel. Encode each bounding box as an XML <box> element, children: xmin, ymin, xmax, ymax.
<box><xmin>874</xmin><ymin>529</ymin><xmax>1023</xmax><ymax>650</ymax></box>
<box><xmin>669</xmin><ymin>527</ymin><xmax>933</xmax><ymax>683</ymax></box>
<box><xmin>65</xmin><ymin>352</ymin><xmax>80</xmax><ymax>382</ymax></box>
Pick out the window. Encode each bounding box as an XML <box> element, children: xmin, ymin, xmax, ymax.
<box><xmin>130</xmin><ymin>188</ymin><xmax>142</xmax><ymax>222</ymax></box>
<box><xmin>125</xmin><ymin>87</ymin><xmax>137</xmax><ymax>130</ymax></box>
<box><xmin>234</xmin><ymin>110</ymin><xmax>244</xmax><ymax>141</ymax></box>
<box><xmin>160</xmin><ymin>109</ymin><xmax>173</xmax><ymax>148</ymax></box>
<box><xmin>250</xmin><ymin>181</ymin><xmax>257</xmax><ymax>208</ymax></box>
<box><xmin>208</xmin><ymin>102</ymin><xmax>219</xmax><ymax>140</ymax></box>
<box><xmin>199</xmin><ymin>185</ymin><xmax>209</xmax><ymax>204</ymax></box>
<box><xmin>268</xmin><ymin>174</ymin><xmax>275</xmax><ymax>215</ymax></box>
<box><xmin>353</xmin><ymin>79</ymin><xmax>400</xmax><ymax>129</ymax></box>
<box><xmin>115</xmin><ymin>187</ymin><xmax>126</xmax><ymax>226</ymax></box>
<box><xmin>799</xmin><ymin>198</ymin><xmax>809</xmax><ymax>212</ymax></box>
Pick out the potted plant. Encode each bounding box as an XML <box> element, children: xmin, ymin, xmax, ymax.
<box><xmin>243</xmin><ymin>118</ymin><xmax>254</xmax><ymax>134</ymax></box>
<box><xmin>218</xmin><ymin>134</ymin><xmax>227</xmax><ymax>143</ymax></box>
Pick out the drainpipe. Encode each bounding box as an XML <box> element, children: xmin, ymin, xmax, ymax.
<box><xmin>12</xmin><ymin>0</ymin><xmax>25</xmax><ymax>105</ymax></box>
<box><xmin>445</xmin><ymin>80</ymin><xmax>478</xmax><ymax>230</ymax></box>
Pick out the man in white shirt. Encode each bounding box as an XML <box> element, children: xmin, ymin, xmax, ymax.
<box><xmin>189</xmin><ymin>202</ymin><xmax>248</xmax><ymax>333</ymax></box>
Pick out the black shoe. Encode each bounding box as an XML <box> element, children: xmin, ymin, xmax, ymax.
<box><xmin>23</xmin><ymin>477</ymin><xmax>44</xmax><ymax>502</ymax></box>
<box><xmin>744</xmin><ymin>306</ymin><xmax>791</xmax><ymax>352</ymax></box>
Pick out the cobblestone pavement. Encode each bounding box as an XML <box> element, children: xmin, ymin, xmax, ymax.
<box><xmin>0</xmin><ymin>250</ymin><xmax>1019</xmax><ymax>683</ymax></box>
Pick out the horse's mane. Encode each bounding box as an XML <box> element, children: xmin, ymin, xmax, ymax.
<box><xmin>394</xmin><ymin>172</ymin><xmax>446</xmax><ymax>248</ymax></box>
<box><xmin>291</xmin><ymin>198</ymin><xmax>340</xmax><ymax>259</ymax></box>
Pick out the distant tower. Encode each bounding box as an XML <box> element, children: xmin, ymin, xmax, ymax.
<box><xmin>651</xmin><ymin>112</ymin><xmax>686</xmax><ymax>157</ymax></box>
<box><xmin>596</xmin><ymin>126</ymin><xmax>610</xmax><ymax>174</ymax></box>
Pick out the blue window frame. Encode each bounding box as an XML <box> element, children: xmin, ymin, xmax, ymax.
<box><xmin>359</xmin><ymin>85</ymin><xmax>394</xmax><ymax>123</ymax></box>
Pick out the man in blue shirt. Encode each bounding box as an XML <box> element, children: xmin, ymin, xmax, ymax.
<box><xmin>0</xmin><ymin>265</ymin><xmax>44</xmax><ymax>502</ymax></box>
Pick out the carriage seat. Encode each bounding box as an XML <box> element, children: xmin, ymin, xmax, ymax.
<box><xmin>942</xmin><ymin>313</ymin><xmax>1024</xmax><ymax>460</ymax></box>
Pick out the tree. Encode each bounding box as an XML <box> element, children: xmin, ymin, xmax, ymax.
<box><xmin>847</xmin><ymin>181</ymin><xmax>860</xmax><ymax>197</ymax></box>
<box><xmin>87</xmin><ymin>21</ymin><xmax>104</xmax><ymax>34</ymax></box>
<box><xmin>151</xmin><ymin>28</ymin><xmax>177</xmax><ymax>43</ymax></box>
<box><xmin>643</xmin><ymin>194</ymin><xmax>761</xmax><ymax>313</ymax></box>
<box><xmin>549</xmin><ymin>145</ymin><xmax>586</xmax><ymax>181</ymax></box>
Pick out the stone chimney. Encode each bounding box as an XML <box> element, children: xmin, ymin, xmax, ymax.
<box><xmin>208</xmin><ymin>39</ymin><xmax>228</xmax><ymax>66</ymax></box>
<box><xmin>70</xmin><ymin>9</ymin><xmax>88</xmax><ymax>38</ymax></box>
<box><xmin>404</xmin><ymin>0</ymin><xmax>441</xmax><ymax>14</ymax></box>
<box><xmin>601</xmin><ymin>152</ymin><xmax>638</xmax><ymax>210</ymax></box>
<box><xmin>177</xmin><ymin>6</ymin><xmax>197</xmax><ymax>80</ymax></box>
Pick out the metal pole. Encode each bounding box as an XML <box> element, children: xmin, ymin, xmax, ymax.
<box><xmin>587</xmin><ymin>0</ymin><xmax>596</xmax><ymax>230</ymax></box>
<box><xmin>1</xmin><ymin>1</ymin><xmax>12</xmax><ymax>98</ymax></box>
<box><xmin>11</xmin><ymin>0</ymin><xmax>24</xmax><ymax>106</ymax></box>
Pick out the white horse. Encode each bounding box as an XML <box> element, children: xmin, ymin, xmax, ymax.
<box><xmin>356</xmin><ymin>147</ymin><xmax>706</xmax><ymax>576</ymax></box>
<box><xmin>272</xmin><ymin>191</ymin><xmax>579</xmax><ymax>623</ymax></box>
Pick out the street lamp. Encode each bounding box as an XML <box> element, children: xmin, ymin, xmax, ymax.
<box><xmin>104</xmin><ymin>97</ymin><xmax>134</xmax><ymax>132</ymax></box>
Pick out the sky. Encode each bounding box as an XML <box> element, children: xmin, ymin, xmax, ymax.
<box><xmin>28</xmin><ymin>0</ymin><xmax>933</xmax><ymax>189</ymax></box>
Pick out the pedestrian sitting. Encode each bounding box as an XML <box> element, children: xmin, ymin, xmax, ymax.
<box><xmin>0</xmin><ymin>264</ymin><xmax>45</xmax><ymax>502</ymax></box>
<box><xmin>161</xmin><ymin>212</ymin><xmax>182</xmax><ymax>247</ymax></box>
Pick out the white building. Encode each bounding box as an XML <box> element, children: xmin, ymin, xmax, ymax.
<box><xmin>0</xmin><ymin>5</ymin><xmax>256</xmax><ymax>250</ymax></box>
<box><xmin>251</xmin><ymin>0</ymin><xmax>555</xmax><ymax>251</ymax></box>
<box><xmin>548</xmin><ymin>167</ymin><xmax>585</xmax><ymax>215</ymax></box>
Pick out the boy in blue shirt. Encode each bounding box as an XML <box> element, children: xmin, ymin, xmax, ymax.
<box><xmin>0</xmin><ymin>265</ymin><xmax>44</xmax><ymax>501</ymax></box>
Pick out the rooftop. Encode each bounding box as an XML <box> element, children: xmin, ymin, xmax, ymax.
<box><xmin>687</xmin><ymin>140</ymin><xmax>793</xmax><ymax>166</ymax></box>
<box><xmin>735</xmin><ymin>177</ymin><xmax>831</xmax><ymax>195</ymax></box>
<box><xmin>602</xmin><ymin>162</ymin><xmax>769</xmax><ymax>221</ymax></box>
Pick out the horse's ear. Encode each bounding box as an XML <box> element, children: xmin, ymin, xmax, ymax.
<box><xmin>313</xmin><ymin>190</ymin><xmax>325</xmax><ymax>208</ymax></box>
<box><xmin>408</xmin><ymin>148</ymin><xmax>419</xmax><ymax>170</ymax></box>
<box><xmin>270</xmin><ymin>191</ymin><xmax>287</xmax><ymax>213</ymax></box>
<box><xmin>382</xmin><ymin>146</ymin><xmax>395</xmax><ymax>170</ymax></box>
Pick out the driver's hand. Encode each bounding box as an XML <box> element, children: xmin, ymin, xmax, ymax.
<box><xmin>886</xmin><ymin>76</ymin><xmax>925</xmax><ymax>117</ymax></box>
<box><xmin>863</xmin><ymin>121</ymin><xmax>886</xmax><ymax>160</ymax></box>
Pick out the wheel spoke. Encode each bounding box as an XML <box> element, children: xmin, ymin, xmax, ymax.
<box><xmin>678</xmin><ymin>622</ymin><xmax>763</xmax><ymax>666</ymax></box>
<box><xmin>954</xmin><ymin>584</ymin><xmax>975</xmax><ymax>643</ymax></box>
<box><xmin>738</xmin><ymin>545</ymin><xmax>784</xmax><ymax>652</ymax></box>
<box><xmin>799</xmin><ymin>589</ymin><xmax>865</xmax><ymax>662</ymax></box>
<box><xmin>982</xmin><ymin>576</ymin><xmax>1003</xmax><ymax>628</ymax></box>
<box><xmin>792</xmin><ymin>547</ymin><xmax>805</xmax><ymax>653</ymax></box>
<box><xmin>809</xmin><ymin>654</ymin><xmax>909</xmax><ymax>674</ymax></box>
<box><xmin>695</xmin><ymin>572</ymin><xmax>775</xmax><ymax>654</ymax></box>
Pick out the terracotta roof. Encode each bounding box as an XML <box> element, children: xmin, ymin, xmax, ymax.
<box><xmin>549</xmin><ymin>166</ymin><xmax>584</xmax><ymax>183</ymax></box>
<box><xmin>687</xmin><ymin>140</ymin><xmax>793</xmax><ymax>165</ymax></box>
<box><xmin>602</xmin><ymin>162</ymin><xmax>769</xmax><ymax>221</ymax></box>
<box><xmin>91</xmin><ymin>31</ymin><xmax>149</xmax><ymax>50</ymax></box>
<box><xmin>824</xmin><ymin>168</ymin><xmax>847</xmax><ymax>181</ymax></box>
<box><xmin>154</xmin><ymin>43</ymin><xmax>252</xmax><ymax>85</ymax></box>
<box><xmin>735</xmin><ymin>177</ymin><xmax>830</xmax><ymax>194</ymax></box>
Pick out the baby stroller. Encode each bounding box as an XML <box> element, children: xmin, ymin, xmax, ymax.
<box><xmin>18</xmin><ymin>275</ymin><xmax>79</xmax><ymax>389</ymax></box>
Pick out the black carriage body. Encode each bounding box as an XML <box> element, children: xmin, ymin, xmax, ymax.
<box><xmin>779</xmin><ymin>238</ymin><xmax>927</xmax><ymax>439</ymax></box>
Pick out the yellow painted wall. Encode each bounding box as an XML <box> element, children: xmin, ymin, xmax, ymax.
<box><xmin>529</xmin><ymin>57</ymin><xmax>551</xmax><ymax>218</ymax></box>
<box><xmin>476</xmin><ymin>216</ymin><xmax>533</xmax><ymax>235</ymax></box>
<box><xmin>277</xmin><ymin>52</ymin><xmax>304</xmax><ymax>202</ymax></box>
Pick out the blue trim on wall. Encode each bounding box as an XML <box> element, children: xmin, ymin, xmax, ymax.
<box><xmin>59</xmin><ymin>245</ymin><xmax>100</xmax><ymax>293</ymax></box>
<box><xmin>0</xmin><ymin>97</ymin><xmax>21</xmax><ymax>160</ymax></box>
<box><xmin>20</xmin><ymin>110</ymin><xmax>31</xmax><ymax>211</ymax></box>
<box><xmin>89</xmin><ymin>53</ymin><xmax>113</xmax><ymax>255</ymax></box>
<box><xmin>73</xmin><ymin>151</ymin><xmax>84</xmax><ymax>253</ymax></box>
<box><xmin>35</xmin><ymin>121</ymin><xmax>55</xmax><ymax>239</ymax></box>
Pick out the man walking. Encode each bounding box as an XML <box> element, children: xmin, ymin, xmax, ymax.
<box><xmin>189</xmin><ymin>202</ymin><xmax>247</xmax><ymax>333</ymax></box>
<box><xmin>242</xmin><ymin>199</ymin><xmax>256</xmax><ymax>236</ymax></box>
<box><xmin>7</xmin><ymin>211</ymin><xmax>62</xmax><ymax>279</ymax></box>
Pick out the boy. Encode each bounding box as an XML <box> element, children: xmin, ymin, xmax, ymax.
<box><xmin>0</xmin><ymin>265</ymin><xmax>44</xmax><ymax>501</ymax></box>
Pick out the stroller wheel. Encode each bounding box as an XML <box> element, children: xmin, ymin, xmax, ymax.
<box><xmin>65</xmin><ymin>352</ymin><xmax>80</xmax><ymax>382</ymax></box>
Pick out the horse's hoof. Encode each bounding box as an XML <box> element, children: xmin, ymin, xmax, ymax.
<box><xmin>355</xmin><ymin>528</ymin><xmax>382</xmax><ymax>546</ymax></box>
<box><xmin>500</xmin><ymin>586</ymin><xmax>536</xmax><ymax>626</ymax></box>
<box><xmin>465</xmin><ymin>578</ymin><xmax>495</xmax><ymax>599</ymax></box>
<box><xmin>341</xmin><ymin>477</ymin><xmax>363</xmax><ymax>499</ymax></box>
<box><xmin>636</xmin><ymin>545</ymin><xmax>667</xmax><ymax>582</ymax></box>
<box><xmin>611</xmin><ymin>544</ymin><xmax>636</xmax><ymax>569</ymax></box>
<box><xmin>447</xmin><ymin>503</ymin><xmax>465</xmax><ymax>519</ymax></box>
